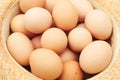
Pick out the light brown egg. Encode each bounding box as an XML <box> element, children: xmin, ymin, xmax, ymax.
<box><xmin>41</xmin><ymin>28</ymin><xmax>67</xmax><ymax>54</ymax></box>
<box><xmin>68</xmin><ymin>26</ymin><xmax>92</xmax><ymax>52</ymax></box>
<box><xmin>85</xmin><ymin>9</ymin><xmax>113</xmax><ymax>40</ymax></box>
<box><xmin>77</xmin><ymin>23</ymin><xmax>86</xmax><ymax>28</ymax></box>
<box><xmin>45</xmin><ymin>0</ymin><xmax>59</xmax><ymax>13</ymax></box>
<box><xmin>10</xmin><ymin>14</ymin><xmax>34</xmax><ymax>38</ymax></box>
<box><xmin>60</xmin><ymin>48</ymin><xmax>79</xmax><ymax>62</ymax></box>
<box><xmin>24</xmin><ymin>7</ymin><xmax>52</xmax><ymax>34</ymax></box>
<box><xmin>69</xmin><ymin>0</ymin><xmax>93</xmax><ymax>22</ymax></box>
<box><xmin>30</xmin><ymin>48</ymin><xmax>63</xmax><ymax>80</ymax></box>
<box><xmin>52</xmin><ymin>0</ymin><xmax>78</xmax><ymax>31</ymax></box>
<box><xmin>79</xmin><ymin>40</ymin><xmax>113</xmax><ymax>74</ymax></box>
<box><xmin>31</xmin><ymin>35</ymin><xmax>41</xmax><ymax>49</ymax></box>
<box><xmin>7</xmin><ymin>32</ymin><xmax>34</xmax><ymax>66</ymax></box>
<box><xmin>59</xmin><ymin>60</ymin><xmax>83</xmax><ymax>80</ymax></box>
<box><xmin>19</xmin><ymin>0</ymin><xmax>45</xmax><ymax>13</ymax></box>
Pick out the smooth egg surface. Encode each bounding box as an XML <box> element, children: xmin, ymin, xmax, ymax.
<box><xmin>79</xmin><ymin>40</ymin><xmax>113</xmax><ymax>74</ymax></box>
<box><xmin>19</xmin><ymin>0</ymin><xmax>45</xmax><ymax>13</ymax></box>
<box><xmin>41</xmin><ymin>28</ymin><xmax>68</xmax><ymax>54</ymax></box>
<box><xmin>7</xmin><ymin>32</ymin><xmax>34</xmax><ymax>66</ymax></box>
<box><xmin>52</xmin><ymin>0</ymin><xmax>78</xmax><ymax>31</ymax></box>
<box><xmin>59</xmin><ymin>60</ymin><xmax>83</xmax><ymax>80</ymax></box>
<box><xmin>24</xmin><ymin>7</ymin><xmax>52</xmax><ymax>34</ymax></box>
<box><xmin>30</xmin><ymin>48</ymin><xmax>63</xmax><ymax>80</ymax></box>
<box><xmin>85</xmin><ymin>9</ymin><xmax>113</xmax><ymax>40</ymax></box>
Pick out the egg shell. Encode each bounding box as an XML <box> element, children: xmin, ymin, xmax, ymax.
<box><xmin>19</xmin><ymin>0</ymin><xmax>45</xmax><ymax>13</ymax></box>
<box><xmin>77</xmin><ymin>23</ymin><xmax>86</xmax><ymax>28</ymax></box>
<box><xmin>41</xmin><ymin>28</ymin><xmax>68</xmax><ymax>54</ymax></box>
<box><xmin>52</xmin><ymin>0</ymin><xmax>78</xmax><ymax>31</ymax></box>
<box><xmin>79</xmin><ymin>40</ymin><xmax>113</xmax><ymax>74</ymax></box>
<box><xmin>68</xmin><ymin>26</ymin><xmax>92</xmax><ymax>52</ymax></box>
<box><xmin>7</xmin><ymin>32</ymin><xmax>34</xmax><ymax>66</ymax></box>
<box><xmin>31</xmin><ymin>35</ymin><xmax>41</xmax><ymax>49</ymax></box>
<box><xmin>45</xmin><ymin>0</ymin><xmax>59</xmax><ymax>13</ymax></box>
<box><xmin>69</xmin><ymin>0</ymin><xmax>93</xmax><ymax>22</ymax></box>
<box><xmin>60</xmin><ymin>48</ymin><xmax>79</xmax><ymax>62</ymax></box>
<box><xmin>24</xmin><ymin>7</ymin><xmax>52</xmax><ymax>34</ymax></box>
<box><xmin>59</xmin><ymin>60</ymin><xmax>83</xmax><ymax>80</ymax></box>
<box><xmin>10</xmin><ymin>14</ymin><xmax>34</xmax><ymax>38</ymax></box>
<box><xmin>85</xmin><ymin>9</ymin><xmax>113</xmax><ymax>40</ymax></box>
<box><xmin>30</xmin><ymin>48</ymin><xmax>63</xmax><ymax>80</ymax></box>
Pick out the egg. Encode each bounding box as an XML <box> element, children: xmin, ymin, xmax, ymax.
<box><xmin>10</xmin><ymin>14</ymin><xmax>34</xmax><ymax>38</ymax></box>
<box><xmin>85</xmin><ymin>9</ymin><xmax>113</xmax><ymax>40</ymax></box>
<box><xmin>52</xmin><ymin>0</ymin><xmax>78</xmax><ymax>31</ymax></box>
<box><xmin>31</xmin><ymin>35</ymin><xmax>41</xmax><ymax>49</ymax></box>
<box><xmin>79</xmin><ymin>40</ymin><xmax>113</xmax><ymax>74</ymax></box>
<box><xmin>19</xmin><ymin>0</ymin><xmax>45</xmax><ymax>13</ymax></box>
<box><xmin>68</xmin><ymin>26</ymin><xmax>92</xmax><ymax>52</ymax></box>
<box><xmin>45</xmin><ymin>0</ymin><xmax>59</xmax><ymax>13</ymax></box>
<box><xmin>69</xmin><ymin>0</ymin><xmax>93</xmax><ymax>22</ymax></box>
<box><xmin>77</xmin><ymin>23</ymin><xmax>86</xmax><ymax>28</ymax></box>
<box><xmin>41</xmin><ymin>28</ymin><xmax>67</xmax><ymax>54</ymax></box>
<box><xmin>59</xmin><ymin>60</ymin><xmax>83</xmax><ymax>80</ymax></box>
<box><xmin>29</xmin><ymin>48</ymin><xmax>63</xmax><ymax>80</ymax></box>
<box><xmin>60</xmin><ymin>48</ymin><xmax>79</xmax><ymax>62</ymax></box>
<box><xmin>24</xmin><ymin>7</ymin><xmax>52</xmax><ymax>34</ymax></box>
<box><xmin>7</xmin><ymin>32</ymin><xmax>34</xmax><ymax>66</ymax></box>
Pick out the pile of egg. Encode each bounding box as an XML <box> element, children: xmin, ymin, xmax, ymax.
<box><xmin>7</xmin><ymin>0</ymin><xmax>113</xmax><ymax>80</ymax></box>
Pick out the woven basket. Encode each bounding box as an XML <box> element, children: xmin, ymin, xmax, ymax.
<box><xmin>0</xmin><ymin>0</ymin><xmax>120</xmax><ymax>80</ymax></box>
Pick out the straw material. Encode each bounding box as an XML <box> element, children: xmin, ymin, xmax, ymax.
<box><xmin>0</xmin><ymin>0</ymin><xmax>120</xmax><ymax>80</ymax></box>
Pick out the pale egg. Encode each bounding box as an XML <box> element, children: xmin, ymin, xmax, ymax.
<box><xmin>79</xmin><ymin>40</ymin><xmax>113</xmax><ymax>74</ymax></box>
<box><xmin>68</xmin><ymin>26</ymin><xmax>92</xmax><ymax>52</ymax></box>
<box><xmin>85</xmin><ymin>9</ymin><xmax>113</xmax><ymax>40</ymax></box>
<box><xmin>77</xmin><ymin>23</ymin><xmax>86</xmax><ymax>28</ymax></box>
<box><xmin>69</xmin><ymin>0</ymin><xmax>93</xmax><ymax>22</ymax></box>
<box><xmin>24</xmin><ymin>7</ymin><xmax>52</xmax><ymax>34</ymax></box>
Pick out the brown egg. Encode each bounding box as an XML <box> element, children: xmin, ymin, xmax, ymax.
<box><xmin>10</xmin><ymin>14</ymin><xmax>34</xmax><ymax>38</ymax></box>
<box><xmin>68</xmin><ymin>26</ymin><xmax>92</xmax><ymax>52</ymax></box>
<box><xmin>41</xmin><ymin>28</ymin><xmax>67</xmax><ymax>54</ymax></box>
<box><xmin>45</xmin><ymin>0</ymin><xmax>59</xmax><ymax>13</ymax></box>
<box><xmin>59</xmin><ymin>60</ymin><xmax>83</xmax><ymax>80</ymax></box>
<box><xmin>31</xmin><ymin>35</ymin><xmax>41</xmax><ymax>49</ymax></box>
<box><xmin>7</xmin><ymin>32</ymin><xmax>34</xmax><ymax>66</ymax></box>
<box><xmin>60</xmin><ymin>48</ymin><xmax>79</xmax><ymax>62</ymax></box>
<box><xmin>24</xmin><ymin>7</ymin><xmax>52</xmax><ymax>34</ymax></box>
<box><xmin>79</xmin><ymin>40</ymin><xmax>113</xmax><ymax>74</ymax></box>
<box><xmin>52</xmin><ymin>0</ymin><xmax>78</xmax><ymax>31</ymax></box>
<box><xmin>30</xmin><ymin>48</ymin><xmax>63</xmax><ymax>80</ymax></box>
<box><xmin>85</xmin><ymin>9</ymin><xmax>113</xmax><ymax>40</ymax></box>
<box><xmin>69</xmin><ymin>0</ymin><xmax>93</xmax><ymax>22</ymax></box>
<box><xmin>19</xmin><ymin>0</ymin><xmax>45</xmax><ymax>13</ymax></box>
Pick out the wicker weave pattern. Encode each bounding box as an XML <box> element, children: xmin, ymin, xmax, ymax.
<box><xmin>0</xmin><ymin>0</ymin><xmax>120</xmax><ymax>80</ymax></box>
